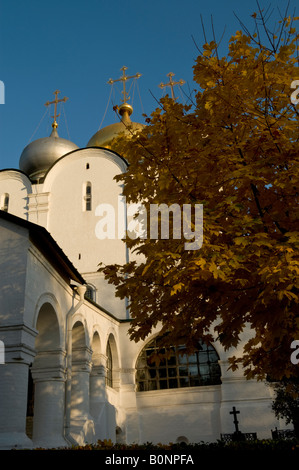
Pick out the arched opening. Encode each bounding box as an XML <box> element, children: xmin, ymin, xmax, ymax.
<box><xmin>71</xmin><ymin>321</ymin><xmax>87</xmax><ymax>417</ymax></box>
<box><xmin>91</xmin><ymin>331</ymin><xmax>101</xmax><ymax>368</ymax></box>
<box><xmin>136</xmin><ymin>337</ymin><xmax>222</xmax><ymax>392</ymax></box>
<box><xmin>106</xmin><ymin>342</ymin><xmax>113</xmax><ymax>388</ymax></box>
<box><xmin>105</xmin><ymin>333</ymin><xmax>120</xmax><ymax>391</ymax></box>
<box><xmin>30</xmin><ymin>302</ymin><xmax>65</xmax><ymax>447</ymax></box>
<box><xmin>35</xmin><ymin>302</ymin><xmax>60</xmax><ymax>351</ymax></box>
<box><xmin>72</xmin><ymin>321</ymin><xmax>86</xmax><ymax>351</ymax></box>
<box><xmin>104</xmin><ymin>334</ymin><xmax>119</xmax><ymax>442</ymax></box>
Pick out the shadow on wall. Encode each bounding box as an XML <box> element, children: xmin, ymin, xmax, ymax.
<box><xmin>0</xmin><ymin>224</ymin><xmax>28</xmax><ymax>321</ymax></box>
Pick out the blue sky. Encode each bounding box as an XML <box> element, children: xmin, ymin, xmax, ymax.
<box><xmin>0</xmin><ymin>0</ymin><xmax>297</xmax><ymax>170</ymax></box>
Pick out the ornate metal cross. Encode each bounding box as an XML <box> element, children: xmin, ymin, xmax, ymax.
<box><xmin>159</xmin><ymin>72</ymin><xmax>185</xmax><ymax>100</ymax></box>
<box><xmin>45</xmin><ymin>90</ymin><xmax>68</xmax><ymax>128</ymax></box>
<box><xmin>107</xmin><ymin>66</ymin><xmax>142</xmax><ymax>105</ymax></box>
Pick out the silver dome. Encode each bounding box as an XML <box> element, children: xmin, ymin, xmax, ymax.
<box><xmin>19</xmin><ymin>127</ymin><xmax>79</xmax><ymax>180</ymax></box>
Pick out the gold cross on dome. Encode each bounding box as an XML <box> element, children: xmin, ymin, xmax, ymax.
<box><xmin>45</xmin><ymin>90</ymin><xmax>69</xmax><ymax>128</ymax></box>
<box><xmin>159</xmin><ymin>72</ymin><xmax>185</xmax><ymax>100</ymax></box>
<box><xmin>107</xmin><ymin>66</ymin><xmax>142</xmax><ymax>104</ymax></box>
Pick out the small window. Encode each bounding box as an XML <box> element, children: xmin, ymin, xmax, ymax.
<box><xmin>83</xmin><ymin>182</ymin><xmax>92</xmax><ymax>211</ymax></box>
<box><xmin>86</xmin><ymin>163</ymin><xmax>90</xmax><ymax>169</ymax></box>
<box><xmin>106</xmin><ymin>342</ymin><xmax>113</xmax><ymax>388</ymax></box>
<box><xmin>0</xmin><ymin>193</ymin><xmax>9</xmax><ymax>212</ymax></box>
<box><xmin>85</xmin><ymin>285</ymin><xmax>95</xmax><ymax>302</ymax></box>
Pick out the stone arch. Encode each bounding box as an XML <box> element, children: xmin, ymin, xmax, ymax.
<box><xmin>33</xmin><ymin>293</ymin><xmax>64</xmax><ymax>347</ymax></box>
<box><xmin>105</xmin><ymin>329</ymin><xmax>120</xmax><ymax>366</ymax></box>
<box><xmin>72</xmin><ymin>320</ymin><xmax>87</xmax><ymax>351</ymax></box>
<box><xmin>71</xmin><ymin>313</ymin><xmax>90</xmax><ymax>349</ymax></box>
<box><xmin>91</xmin><ymin>325</ymin><xmax>103</xmax><ymax>349</ymax></box>
<box><xmin>91</xmin><ymin>330</ymin><xmax>102</xmax><ymax>366</ymax></box>
<box><xmin>35</xmin><ymin>302</ymin><xmax>61</xmax><ymax>351</ymax></box>
<box><xmin>90</xmin><ymin>330</ymin><xmax>104</xmax><ymax>387</ymax></box>
<box><xmin>105</xmin><ymin>332</ymin><xmax>120</xmax><ymax>391</ymax></box>
<box><xmin>30</xmin><ymin>301</ymin><xmax>66</xmax><ymax>448</ymax></box>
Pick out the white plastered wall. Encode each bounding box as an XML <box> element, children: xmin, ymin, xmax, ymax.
<box><xmin>42</xmin><ymin>148</ymin><xmax>128</xmax><ymax>319</ymax></box>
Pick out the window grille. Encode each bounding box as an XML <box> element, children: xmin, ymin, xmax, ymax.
<box><xmin>136</xmin><ymin>337</ymin><xmax>221</xmax><ymax>392</ymax></box>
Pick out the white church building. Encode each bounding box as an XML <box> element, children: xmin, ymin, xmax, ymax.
<box><xmin>0</xmin><ymin>84</ymin><xmax>284</xmax><ymax>449</ymax></box>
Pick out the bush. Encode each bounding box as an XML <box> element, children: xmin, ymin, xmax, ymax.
<box><xmin>42</xmin><ymin>437</ymin><xmax>299</xmax><ymax>454</ymax></box>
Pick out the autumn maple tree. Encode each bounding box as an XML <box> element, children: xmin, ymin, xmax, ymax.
<box><xmin>100</xmin><ymin>8</ymin><xmax>299</xmax><ymax>381</ymax></box>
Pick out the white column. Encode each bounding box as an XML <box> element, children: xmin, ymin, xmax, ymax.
<box><xmin>0</xmin><ymin>361</ymin><xmax>33</xmax><ymax>449</ymax></box>
<box><xmin>90</xmin><ymin>361</ymin><xmax>107</xmax><ymax>440</ymax></box>
<box><xmin>0</xmin><ymin>328</ymin><xmax>36</xmax><ymax>450</ymax></box>
<box><xmin>70</xmin><ymin>346</ymin><xmax>95</xmax><ymax>445</ymax></box>
<box><xmin>120</xmin><ymin>368</ymin><xmax>139</xmax><ymax>444</ymax></box>
<box><xmin>31</xmin><ymin>351</ymin><xmax>67</xmax><ymax>449</ymax></box>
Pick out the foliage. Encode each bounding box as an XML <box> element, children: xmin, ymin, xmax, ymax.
<box><xmin>30</xmin><ymin>438</ymin><xmax>299</xmax><ymax>455</ymax></box>
<box><xmin>99</xmin><ymin>7</ymin><xmax>299</xmax><ymax>381</ymax></box>
<box><xmin>271</xmin><ymin>377</ymin><xmax>299</xmax><ymax>435</ymax></box>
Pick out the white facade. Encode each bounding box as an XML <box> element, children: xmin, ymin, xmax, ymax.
<box><xmin>0</xmin><ymin>112</ymin><xmax>285</xmax><ymax>449</ymax></box>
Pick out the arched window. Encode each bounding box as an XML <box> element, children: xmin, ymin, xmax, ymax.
<box><xmin>106</xmin><ymin>342</ymin><xmax>113</xmax><ymax>388</ymax></box>
<box><xmin>0</xmin><ymin>193</ymin><xmax>9</xmax><ymax>212</ymax></box>
<box><xmin>83</xmin><ymin>182</ymin><xmax>92</xmax><ymax>211</ymax></box>
<box><xmin>136</xmin><ymin>337</ymin><xmax>221</xmax><ymax>392</ymax></box>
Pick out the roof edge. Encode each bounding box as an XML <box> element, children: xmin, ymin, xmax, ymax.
<box><xmin>0</xmin><ymin>209</ymin><xmax>85</xmax><ymax>285</ymax></box>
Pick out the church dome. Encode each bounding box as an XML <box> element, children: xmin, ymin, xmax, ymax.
<box><xmin>19</xmin><ymin>125</ymin><xmax>79</xmax><ymax>181</ymax></box>
<box><xmin>87</xmin><ymin>103</ymin><xmax>144</xmax><ymax>149</ymax></box>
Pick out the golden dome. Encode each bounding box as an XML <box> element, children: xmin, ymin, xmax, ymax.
<box><xmin>87</xmin><ymin>103</ymin><xmax>144</xmax><ymax>149</ymax></box>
